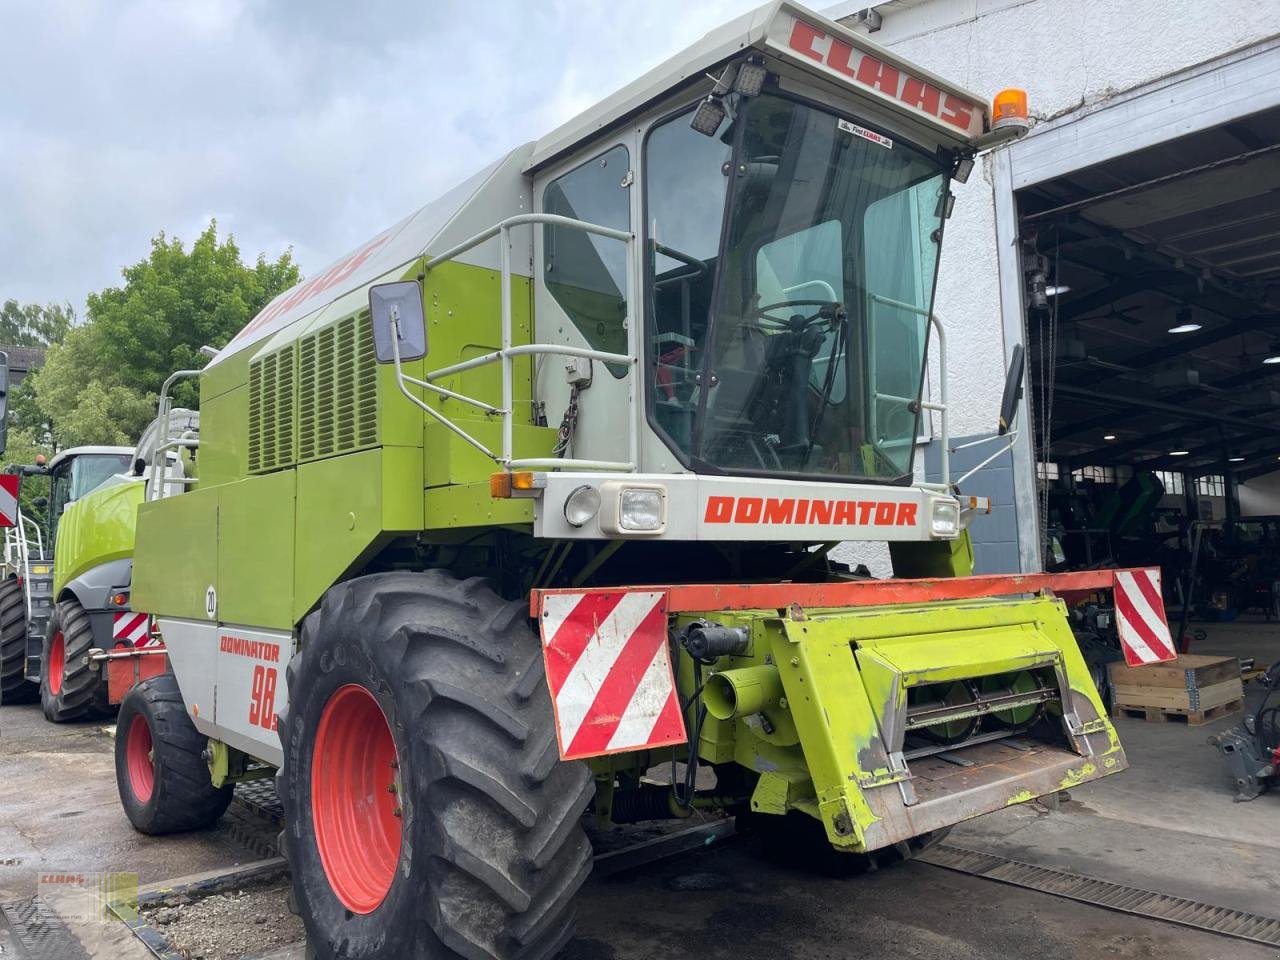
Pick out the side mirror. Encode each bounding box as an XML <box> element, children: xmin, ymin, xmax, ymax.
<box><xmin>0</xmin><ymin>350</ymin><xmax>9</xmax><ymax>456</ymax></box>
<box><xmin>368</xmin><ymin>281</ymin><xmax>427</xmax><ymax>364</ymax></box>
<box><xmin>998</xmin><ymin>343</ymin><xmax>1025</xmax><ymax>436</ymax></box>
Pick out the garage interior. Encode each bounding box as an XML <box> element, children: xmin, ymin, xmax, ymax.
<box><xmin>1018</xmin><ymin>103</ymin><xmax>1280</xmax><ymax>632</ymax></box>
<box><xmin>940</xmin><ymin>100</ymin><xmax>1280</xmax><ymax>932</ymax></box>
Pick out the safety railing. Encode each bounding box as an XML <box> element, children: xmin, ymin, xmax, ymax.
<box><xmin>393</xmin><ymin>213</ymin><xmax>639</xmax><ymax>472</ymax></box>
<box><xmin>147</xmin><ymin>369</ymin><xmax>202</xmax><ymax>501</ymax></box>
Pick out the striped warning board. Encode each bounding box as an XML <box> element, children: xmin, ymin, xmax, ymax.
<box><xmin>113</xmin><ymin>611</ymin><xmax>153</xmax><ymax>646</ymax></box>
<box><xmin>538</xmin><ymin>590</ymin><xmax>686</xmax><ymax>761</ymax></box>
<box><xmin>0</xmin><ymin>474</ymin><xmax>18</xmax><ymax>528</ymax></box>
<box><xmin>1114</xmin><ymin>568</ymin><xmax>1177</xmax><ymax>666</ymax></box>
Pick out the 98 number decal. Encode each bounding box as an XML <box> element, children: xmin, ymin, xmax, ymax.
<box><xmin>248</xmin><ymin>665</ymin><xmax>278</xmax><ymax>731</ymax></box>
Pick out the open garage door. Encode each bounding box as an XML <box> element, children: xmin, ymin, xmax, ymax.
<box><xmin>1013</xmin><ymin>101</ymin><xmax>1280</xmax><ymax>624</ymax></box>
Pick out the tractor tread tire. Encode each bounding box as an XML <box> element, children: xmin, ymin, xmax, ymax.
<box><xmin>115</xmin><ymin>672</ymin><xmax>233</xmax><ymax>834</ymax></box>
<box><xmin>0</xmin><ymin>576</ymin><xmax>36</xmax><ymax>704</ymax></box>
<box><xmin>279</xmin><ymin>570</ymin><xmax>593</xmax><ymax>960</ymax></box>
<box><xmin>41</xmin><ymin>598</ymin><xmax>103</xmax><ymax>722</ymax></box>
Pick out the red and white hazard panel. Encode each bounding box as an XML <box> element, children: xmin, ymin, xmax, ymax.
<box><xmin>539</xmin><ymin>591</ymin><xmax>686</xmax><ymax>761</ymax></box>
<box><xmin>0</xmin><ymin>474</ymin><xmax>18</xmax><ymax>528</ymax></box>
<box><xmin>1113</xmin><ymin>568</ymin><xmax>1177</xmax><ymax>666</ymax></box>
<box><xmin>113</xmin><ymin>611</ymin><xmax>155</xmax><ymax>647</ymax></box>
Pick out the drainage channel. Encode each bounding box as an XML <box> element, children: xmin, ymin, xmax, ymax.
<box><xmin>919</xmin><ymin>844</ymin><xmax>1280</xmax><ymax>947</ymax></box>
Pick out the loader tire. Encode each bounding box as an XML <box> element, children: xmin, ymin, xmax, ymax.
<box><xmin>40</xmin><ymin>598</ymin><xmax>108</xmax><ymax>722</ymax></box>
<box><xmin>115</xmin><ymin>672</ymin><xmax>233</xmax><ymax>834</ymax></box>
<box><xmin>0</xmin><ymin>575</ymin><xmax>36</xmax><ymax>704</ymax></box>
<box><xmin>278</xmin><ymin>571</ymin><xmax>593</xmax><ymax>960</ymax></box>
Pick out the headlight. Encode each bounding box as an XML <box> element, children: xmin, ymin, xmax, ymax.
<box><xmin>598</xmin><ymin>481</ymin><xmax>667</xmax><ymax>536</ymax></box>
<box><xmin>563</xmin><ymin>485</ymin><xmax>601</xmax><ymax>527</ymax></box>
<box><xmin>930</xmin><ymin>499</ymin><xmax>960</xmax><ymax>538</ymax></box>
<box><xmin>619</xmin><ymin>488</ymin><xmax>664</xmax><ymax>531</ymax></box>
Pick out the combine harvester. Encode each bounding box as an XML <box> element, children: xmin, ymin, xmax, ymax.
<box><xmin>116</xmin><ymin>4</ymin><xmax>1178</xmax><ymax>957</ymax></box>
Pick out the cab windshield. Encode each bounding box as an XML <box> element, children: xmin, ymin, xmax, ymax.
<box><xmin>646</xmin><ymin>92</ymin><xmax>948</xmax><ymax>482</ymax></box>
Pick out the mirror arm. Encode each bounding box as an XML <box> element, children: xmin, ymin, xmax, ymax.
<box><xmin>953</xmin><ymin>431</ymin><xmax>1018</xmax><ymax>488</ymax></box>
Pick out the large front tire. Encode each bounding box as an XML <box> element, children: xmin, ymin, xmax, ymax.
<box><xmin>40</xmin><ymin>598</ymin><xmax>107</xmax><ymax>722</ymax></box>
<box><xmin>0</xmin><ymin>576</ymin><xmax>36</xmax><ymax>705</ymax></box>
<box><xmin>115</xmin><ymin>673</ymin><xmax>234</xmax><ymax>834</ymax></box>
<box><xmin>279</xmin><ymin>571</ymin><xmax>594</xmax><ymax>960</ymax></box>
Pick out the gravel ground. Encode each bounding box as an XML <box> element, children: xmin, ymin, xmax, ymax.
<box><xmin>141</xmin><ymin>878</ymin><xmax>304</xmax><ymax>960</ymax></box>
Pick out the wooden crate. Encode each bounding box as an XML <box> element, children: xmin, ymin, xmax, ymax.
<box><xmin>1109</xmin><ymin>654</ymin><xmax>1244</xmax><ymax>726</ymax></box>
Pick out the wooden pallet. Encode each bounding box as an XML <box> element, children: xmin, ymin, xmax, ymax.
<box><xmin>1109</xmin><ymin>654</ymin><xmax>1244</xmax><ymax>726</ymax></box>
<box><xmin>1115</xmin><ymin>698</ymin><xmax>1243</xmax><ymax>726</ymax></box>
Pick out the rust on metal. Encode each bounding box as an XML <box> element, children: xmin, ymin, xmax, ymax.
<box><xmin>531</xmin><ymin>568</ymin><xmax>1136</xmax><ymax>616</ymax></box>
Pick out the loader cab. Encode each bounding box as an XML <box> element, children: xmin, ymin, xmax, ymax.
<box><xmin>45</xmin><ymin>447</ymin><xmax>134</xmax><ymax>542</ymax></box>
<box><xmin>530</xmin><ymin>22</ymin><xmax>970</xmax><ymax>488</ymax></box>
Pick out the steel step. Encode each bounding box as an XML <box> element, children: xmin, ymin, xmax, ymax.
<box><xmin>919</xmin><ymin>844</ymin><xmax>1280</xmax><ymax>946</ymax></box>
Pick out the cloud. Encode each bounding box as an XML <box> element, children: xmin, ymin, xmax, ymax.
<box><xmin>0</xmin><ymin>0</ymin><xmax>758</xmax><ymax>312</ymax></box>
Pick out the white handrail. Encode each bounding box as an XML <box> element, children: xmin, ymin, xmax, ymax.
<box><xmin>404</xmin><ymin>213</ymin><xmax>639</xmax><ymax>472</ymax></box>
<box><xmin>148</xmin><ymin>370</ymin><xmax>202</xmax><ymax>501</ymax></box>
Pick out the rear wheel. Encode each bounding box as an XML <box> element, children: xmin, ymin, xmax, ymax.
<box><xmin>114</xmin><ymin>672</ymin><xmax>233</xmax><ymax>834</ymax></box>
<box><xmin>278</xmin><ymin>571</ymin><xmax>594</xmax><ymax>960</ymax></box>
<box><xmin>0</xmin><ymin>576</ymin><xmax>36</xmax><ymax>704</ymax></box>
<box><xmin>40</xmin><ymin>598</ymin><xmax>107</xmax><ymax>722</ymax></box>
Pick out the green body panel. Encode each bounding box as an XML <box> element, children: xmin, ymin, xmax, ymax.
<box><xmin>292</xmin><ymin>446</ymin><xmax>425</xmax><ymax>623</ymax></box>
<box><xmin>133</xmin><ymin>489</ymin><xmax>219</xmax><ymax>621</ymax></box>
<box><xmin>198</xmin><ymin>385</ymin><xmax>249</xmax><ymax>488</ymax></box>
<box><xmin>218</xmin><ymin>471</ymin><xmax>296</xmax><ymax>627</ymax></box>
<box><xmin>676</xmin><ymin>593</ymin><xmax>1124</xmax><ymax>851</ymax></box>
<box><xmin>53</xmin><ymin>480</ymin><xmax>144</xmax><ymax>596</ymax></box>
<box><xmin>137</xmin><ymin>260</ymin><xmax>541</xmax><ymax>629</ymax></box>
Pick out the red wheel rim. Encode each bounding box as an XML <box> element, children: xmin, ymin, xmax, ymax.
<box><xmin>48</xmin><ymin>631</ymin><xmax>65</xmax><ymax>696</ymax></box>
<box><xmin>126</xmin><ymin>715</ymin><xmax>155</xmax><ymax>803</ymax></box>
<box><xmin>311</xmin><ymin>684</ymin><xmax>402</xmax><ymax>914</ymax></box>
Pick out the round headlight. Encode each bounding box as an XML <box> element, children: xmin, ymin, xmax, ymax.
<box><xmin>564</xmin><ymin>485</ymin><xmax>601</xmax><ymax>527</ymax></box>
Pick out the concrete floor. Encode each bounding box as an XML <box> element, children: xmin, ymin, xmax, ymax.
<box><xmin>3</xmin><ymin>622</ymin><xmax>1278</xmax><ymax>959</ymax></box>
<box><xmin>0</xmin><ymin>701</ymin><xmax>278</xmax><ymax>959</ymax></box>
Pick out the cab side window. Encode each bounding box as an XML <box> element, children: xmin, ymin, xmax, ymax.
<box><xmin>543</xmin><ymin>145</ymin><xmax>631</xmax><ymax>375</ymax></box>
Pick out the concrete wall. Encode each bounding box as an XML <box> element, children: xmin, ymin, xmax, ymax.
<box><xmin>825</xmin><ymin>0</ymin><xmax>1280</xmax><ymax>568</ymax></box>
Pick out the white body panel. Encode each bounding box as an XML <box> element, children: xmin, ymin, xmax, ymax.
<box><xmin>157</xmin><ymin>617</ymin><xmax>294</xmax><ymax>768</ymax></box>
<box><xmin>528</xmin><ymin>472</ymin><xmax>955</xmax><ymax>542</ymax></box>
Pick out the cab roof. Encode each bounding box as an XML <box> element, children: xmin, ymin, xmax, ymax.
<box><xmin>46</xmin><ymin>446</ymin><xmax>134</xmax><ymax>472</ymax></box>
<box><xmin>524</xmin><ymin>0</ymin><xmax>990</xmax><ymax>173</ymax></box>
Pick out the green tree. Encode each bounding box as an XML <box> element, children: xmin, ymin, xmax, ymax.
<box><xmin>0</xmin><ymin>299</ymin><xmax>75</xmax><ymax>347</ymax></box>
<box><xmin>31</xmin><ymin>222</ymin><xmax>299</xmax><ymax>448</ymax></box>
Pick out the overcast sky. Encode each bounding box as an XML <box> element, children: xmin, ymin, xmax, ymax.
<box><xmin>1</xmin><ymin>0</ymin><xmax>767</xmax><ymax>315</ymax></box>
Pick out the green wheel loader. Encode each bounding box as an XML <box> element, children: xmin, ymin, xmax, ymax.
<box><xmin>119</xmin><ymin>4</ymin><xmax>1165</xmax><ymax>957</ymax></box>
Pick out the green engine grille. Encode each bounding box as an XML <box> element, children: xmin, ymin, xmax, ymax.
<box><xmin>298</xmin><ymin>312</ymin><xmax>378</xmax><ymax>461</ymax></box>
<box><xmin>247</xmin><ymin>346</ymin><xmax>296</xmax><ymax>473</ymax></box>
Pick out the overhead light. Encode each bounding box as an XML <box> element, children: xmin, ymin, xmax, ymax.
<box><xmin>1103</xmin><ymin>434</ymin><xmax>1116</xmax><ymax>441</ymax></box>
<box><xmin>1170</xmin><ymin>450</ymin><xmax>1189</xmax><ymax>456</ymax></box>
<box><xmin>1264</xmin><ymin>355</ymin><xmax>1280</xmax><ymax>365</ymax></box>
<box><xmin>1045</xmin><ymin>285</ymin><xmax>1070</xmax><ymax>297</ymax></box>
<box><xmin>1229</xmin><ymin>457</ymin><xmax>1246</xmax><ymax>462</ymax></box>
<box><xmin>1169</xmin><ymin>305</ymin><xmax>1199</xmax><ymax>335</ymax></box>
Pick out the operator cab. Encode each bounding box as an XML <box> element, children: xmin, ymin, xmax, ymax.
<box><xmin>45</xmin><ymin>446</ymin><xmax>134</xmax><ymax>540</ymax></box>
<box><xmin>525</xmin><ymin>2</ymin><xmax>1006</xmax><ymax>491</ymax></box>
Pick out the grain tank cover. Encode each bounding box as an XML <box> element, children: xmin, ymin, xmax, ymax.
<box><xmin>212</xmin><ymin>146</ymin><xmax>533</xmax><ymax>364</ymax></box>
